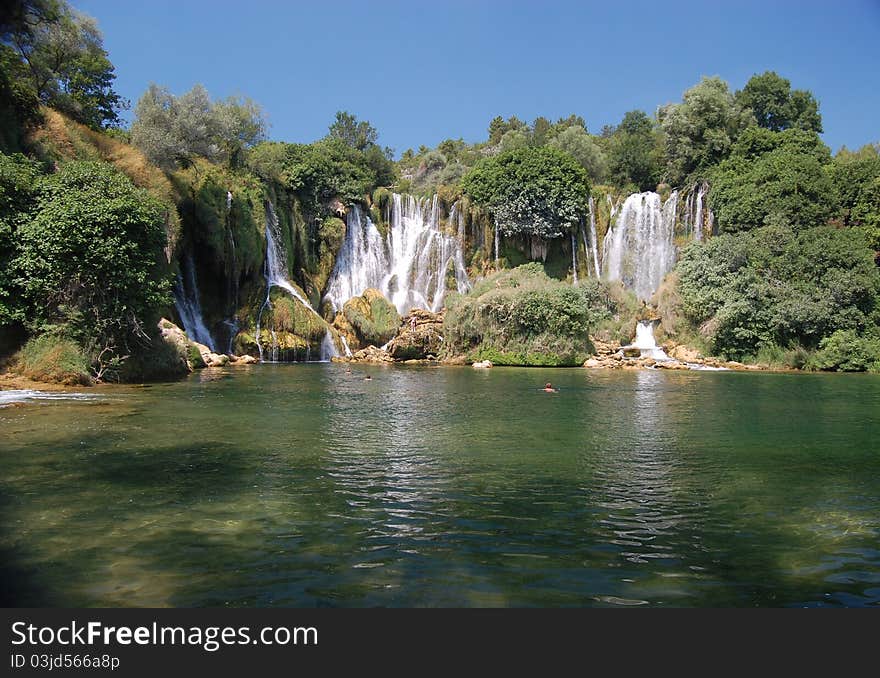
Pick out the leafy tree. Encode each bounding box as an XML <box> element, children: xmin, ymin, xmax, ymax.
<box><xmin>461</xmin><ymin>146</ymin><xmax>590</xmax><ymax>239</ymax></box>
<box><xmin>548</xmin><ymin>125</ymin><xmax>607</xmax><ymax>182</ymax></box>
<box><xmin>0</xmin><ymin>151</ymin><xmax>41</xmax><ymax>325</ymax></box>
<box><xmin>828</xmin><ymin>144</ymin><xmax>880</xmax><ymax>249</ymax></box>
<box><xmin>660</xmin><ymin>76</ymin><xmax>753</xmax><ymax>185</ymax></box>
<box><xmin>607</xmin><ymin>110</ymin><xmax>662</xmax><ymax>191</ymax></box>
<box><xmin>5</xmin><ymin>0</ymin><xmax>126</xmax><ymax>128</ymax></box>
<box><xmin>131</xmin><ymin>84</ymin><xmax>267</xmax><ymax>170</ymax></box>
<box><xmin>677</xmin><ymin>224</ymin><xmax>879</xmax><ymax>361</ymax></box>
<box><xmin>327</xmin><ymin>111</ymin><xmax>378</xmax><ymax>152</ymax></box>
<box><xmin>15</xmin><ymin>161</ymin><xmax>171</xmax><ymax>378</ymax></box>
<box><xmin>487</xmin><ymin>115</ymin><xmax>526</xmax><ymax>145</ymax></box>
<box><xmin>736</xmin><ymin>71</ymin><xmax>822</xmax><ymax>133</ymax></box>
<box><xmin>532</xmin><ymin>116</ymin><xmax>552</xmax><ymax>146</ymax></box>
<box><xmin>709</xmin><ymin>127</ymin><xmax>835</xmax><ymax>231</ymax></box>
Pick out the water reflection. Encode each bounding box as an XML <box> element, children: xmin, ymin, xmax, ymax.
<box><xmin>1</xmin><ymin>366</ymin><xmax>878</xmax><ymax>607</ymax></box>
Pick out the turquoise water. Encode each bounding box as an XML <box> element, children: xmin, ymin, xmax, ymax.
<box><xmin>1</xmin><ymin>365</ymin><xmax>879</xmax><ymax>607</ymax></box>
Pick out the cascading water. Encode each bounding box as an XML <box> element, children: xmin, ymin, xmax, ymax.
<box><xmin>602</xmin><ymin>191</ymin><xmax>677</xmax><ymax>301</ymax></box>
<box><xmin>628</xmin><ymin>320</ymin><xmax>671</xmax><ymax>360</ymax></box>
<box><xmin>587</xmin><ymin>197</ymin><xmax>601</xmax><ymax>278</ymax></box>
<box><xmin>570</xmin><ymin>231</ymin><xmax>578</xmax><ymax>284</ymax></box>
<box><xmin>324</xmin><ymin>194</ymin><xmax>471</xmax><ymax>315</ymax></box>
<box><xmin>320</xmin><ymin>329</ymin><xmax>338</xmax><ymax>361</ymax></box>
<box><xmin>172</xmin><ymin>254</ymin><xmax>215</xmax><ymax>350</ymax></box>
<box><xmin>257</xmin><ymin>202</ymin><xmax>328</xmax><ymax>361</ymax></box>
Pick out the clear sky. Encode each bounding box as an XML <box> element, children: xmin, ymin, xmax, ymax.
<box><xmin>73</xmin><ymin>0</ymin><xmax>879</xmax><ymax>155</ymax></box>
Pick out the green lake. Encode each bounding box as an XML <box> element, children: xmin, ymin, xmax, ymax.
<box><xmin>1</xmin><ymin>365</ymin><xmax>879</xmax><ymax>607</ymax></box>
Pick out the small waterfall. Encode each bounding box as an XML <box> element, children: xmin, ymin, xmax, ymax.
<box><xmin>172</xmin><ymin>253</ymin><xmax>215</xmax><ymax>350</ymax></box>
<box><xmin>339</xmin><ymin>334</ymin><xmax>353</xmax><ymax>358</ymax></box>
<box><xmin>684</xmin><ymin>181</ymin><xmax>712</xmax><ymax>242</ymax></box>
<box><xmin>570</xmin><ymin>230</ymin><xmax>578</xmax><ymax>284</ymax></box>
<box><xmin>257</xmin><ymin>202</ymin><xmax>324</xmax><ymax>361</ymax></box>
<box><xmin>494</xmin><ymin>224</ymin><xmax>500</xmax><ymax>269</ymax></box>
<box><xmin>324</xmin><ymin>194</ymin><xmax>471</xmax><ymax>315</ymax></box>
<box><xmin>629</xmin><ymin>320</ymin><xmax>671</xmax><ymax>360</ymax></box>
<box><xmin>693</xmin><ymin>183</ymin><xmax>704</xmax><ymax>242</ymax></box>
<box><xmin>320</xmin><ymin>329</ymin><xmax>338</xmax><ymax>361</ymax></box>
<box><xmin>588</xmin><ymin>197</ymin><xmax>601</xmax><ymax>278</ymax></box>
<box><xmin>603</xmin><ymin>191</ymin><xmax>677</xmax><ymax>301</ymax></box>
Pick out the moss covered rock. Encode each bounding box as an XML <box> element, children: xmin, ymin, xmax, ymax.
<box><xmin>387</xmin><ymin>309</ymin><xmax>444</xmax><ymax>360</ymax></box>
<box><xmin>340</xmin><ymin>289</ymin><xmax>400</xmax><ymax>348</ymax></box>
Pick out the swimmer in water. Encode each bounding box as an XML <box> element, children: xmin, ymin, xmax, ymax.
<box><xmin>364</xmin><ymin>375</ymin><xmax>372</xmax><ymax>381</ymax></box>
<box><xmin>543</xmin><ymin>382</ymin><xmax>557</xmax><ymax>392</ymax></box>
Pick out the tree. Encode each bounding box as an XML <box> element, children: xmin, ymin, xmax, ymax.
<box><xmin>16</xmin><ymin>161</ymin><xmax>170</xmax><ymax>378</ymax></box>
<box><xmin>607</xmin><ymin>110</ymin><xmax>662</xmax><ymax>191</ymax></box>
<box><xmin>709</xmin><ymin>127</ymin><xmax>835</xmax><ymax>232</ymax></box>
<box><xmin>677</xmin><ymin>223</ymin><xmax>880</xmax><ymax>361</ymax></box>
<box><xmin>0</xmin><ymin>151</ymin><xmax>40</xmax><ymax>325</ymax></box>
<box><xmin>6</xmin><ymin>0</ymin><xmax>126</xmax><ymax>128</ymax></box>
<box><xmin>548</xmin><ymin>125</ymin><xmax>607</xmax><ymax>183</ymax></box>
<box><xmin>531</xmin><ymin>116</ymin><xmax>552</xmax><ymax>146</ymax></box>
<box><xmin>131</xmin><ymin>84</ymin><xmax>267</xmax><ymax>170</ymax></box>
<box><xmin>736</xmin><ymin>71</ymin><xmax>822</xmax><ymax>133</ymax></box>
<box><xmin>660</xmin><ymin>76</ymin><xmax>753</xmax><ymax>184</ymax></box>
<box><xmin>461</xmin><ymin>146</ymin><xmax>590</xmax><ymax>239</ymax></box>
<box><xmin>828</xmin><ymin>144</ymin><xmax>880</xmax><ymax>249</ymax></box>
<box><xmin>327</xmin><ymin>111</ymin><xmax>378</xmax><ymax>152</ymax></box>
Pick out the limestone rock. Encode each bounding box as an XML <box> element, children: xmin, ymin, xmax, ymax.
<box><xmin>386</xmin><ymin>309</ymin><xmax>444</xmax><ymax>360</ymax></box>
<box><xmin>669</xmin><ymin>344</ymin><xmax>703</xmax><ymax>363</ymax></box>
<box><xmin>472</xmin><ymin>360</ymin><xmax>493</xmax><ymax>368</ymax></box>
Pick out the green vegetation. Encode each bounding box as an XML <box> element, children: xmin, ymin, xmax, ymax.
<box><xmin>735</xmin><ymin>71</ymin><xmax>822</xmax><ymax>133</ymax></box>
<box><xmin>677</xmin><ymin>224</ymin><xmax>880</xmax><ymax>363</ymax></box>
<box><xmin>16</xmin><ymin>161</ymin><xmax>171</xmax><ymax>380</ymax></box>
<box><xmin>444</xmin><ymin>263</ymin><xmax>614</xmax><ymax>366</ymax></box>
<box><xmin>342</xmin><ymin>289</ymin><xmax>400</xmax><ymax>347</ymax></box>
<box><xmin>606</xmin><ymin>110</ymin><xmax>662</xmax><ymax>191</ymax></box>
<box><xmin>1</xmin><ymin>0</ymin><xmax>126</xmax><ymax>131</ymax></box>
<box><xmin>15</xmin><ymin>332</ymin><xmax>90</xmax><ymax>384</ymax></box>
<box><xmin>709</xmin><ymin>127</ymin><xmax>834</xmax><ymax>231</ymax></box>
<box><xmin>461</xmin><ymin>147</ymin><xmax>590</xmax><ymax>239</ymax></box>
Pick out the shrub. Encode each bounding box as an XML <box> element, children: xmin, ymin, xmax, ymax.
<box><xmin>807</xmin><ymin>330</ymin><xmax>880</xmax><ymax>373</ymax></box>
<box><xmin>443</xmin><ymin>263</ymin><xmax>613</xmax><ymax>366</ymax></box>
<box><xmin>16</xmin><ymin>334</ymin><xmax>91</xmax><ymax>385</ymax></box>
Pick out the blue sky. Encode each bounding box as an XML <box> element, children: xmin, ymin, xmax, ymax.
<box><xmin>74</xmin><ymin>0</ymin><xmax>879</xmax><ymax>155</ymax></box>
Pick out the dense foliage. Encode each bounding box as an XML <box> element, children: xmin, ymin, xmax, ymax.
<box><xmin>606</xmin><ymin>110</ymin><xmax>662</xmax><ymax>191</ymax></box>
<box><xmin>677</xmin><ymin>224</ymin><xmax>880</xmax><ymax>363</ymax></box>
<box><xmin>1</xmin><ymin>0</ymin><xmax>126</xmax><ymax>131</ymax></box>
<box><xmin>131</xmin><ymin>84</ymin><xmax>267</xmax><ymax>170</ymax></box>
<box><xmin>444</xmin><ymin>263</ymin><xmax>614</xmax><ymax>365</ymax></box>
<box><xmin>709</xmin><ymin>127</ymin><xmax>835</xmax><ymax>232</ymax></box>
<box><xmin>15</xmin><ymin>161</ymin><xmax>171</xmax><ymax>379</ymax></box>
<box><xmin>461</xmin><ymin>147</ymin><xmax>590</xmax><ymax>238</ymax></box>
<box><xmin>735</xmin><ymin>71</ymin><xmax>822</xmax><ymax>133</ymax></box>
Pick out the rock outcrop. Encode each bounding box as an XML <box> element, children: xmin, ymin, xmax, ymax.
<box><xmin>386</xmin><ymin>309</ymin><xmax>444</xmax><ymax>361</ymax></box>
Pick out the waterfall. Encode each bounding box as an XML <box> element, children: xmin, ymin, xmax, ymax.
<box><xmin>324</xmin><ymin>194</ymin><xmax>471</xmax><ymax>315</ymax></box>
<box><xmin>173</xmin><ymin>253</ymin><xmax>215</xmax><ymax>350</ymax></box>
<box><xmin>339</xmin><ymin>334</ymin><xmax>353</xmax><ymax>358</ymax></box>
<box><xmin>693</xmin><ymin>183</ymin><xmax>704</xmax><ymax>242</ymax></box>
<box><xmin>256</xmin><ymin>202</ymin><xmax>325</xmax><ymax>361</ymax></box>
<box><xmin>494</xmin><ymin>224</ymin><xmax>500</xmax><ymax>269</ymax></box>
<box><xmin>588</xmin><ymin>197</ymin><xmax>601</xmax><ymax>278</ymax></box>
<box><xmin>320</xmin><ymin>329</ymin><xmax>338</xmax><ymax>361</ymax></box>
<box><xmin>602</xmin><ymin>191</ymin><xmax>677</xmax><ymax>301</ymax></box>
<box><xmin>570</xmin><ymin>230</ymin><xmax>578</xmax><ymax>284</ymax></box>
<box><xmin>629</xmin><ymin>320</ymin><xmax>671</xmax><ymax>360</ymax></box>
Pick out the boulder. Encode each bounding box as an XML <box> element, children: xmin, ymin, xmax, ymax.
<box><xmin>583</xmin><ymin>358</ymin><xmax>602</xmax><ymax>369</ymax></box>
<box><xmin>336</xmin><ymin>288</ymin><xmax>400</xmax><ymax>350</ymax></box>
<box><xmin>386</xmin><ymin>309</ymin><xmax>444</xmax><ymax>360</ymax></box>
<box><xmin>669</xmin><ymin>344</ymin><xmax>703</xmax><ymax>363</ymax></box>
<box><xmin>472</xmin><ymin>360</ymin><xmax>493</xmax><ymax>368</ymax></box>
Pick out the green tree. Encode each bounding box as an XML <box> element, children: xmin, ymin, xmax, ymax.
<box><xmin>828</xmin><ymin>144</ymin><xmax>880</xmax><ymax>249</ymax></box>
<box><xmin>735</xmin><ymin>71</ymin><xmax>822</xmax><ymax>133</ymax></box>
<box><xmin>709</xmin><ymin>127</ymin><xmax>835</xmax><ymax>231</ymax></box>
<box><xmin>461</xmin><ymin>146</ymin><xmax>590</xmax><ymax>239</ymax></box>
<box><xmin>548</xmin><ymin>125</ymin><xmax>607</xmax><ymax>183</ymax></box>
<box><xmin>131</xmin><ymin>84</ymin><xmax>267</xmax><ymax>170</ymax></box>
<box><xmin>6</xmin><ymin>0</ymin><xmax>126</xmax><ymax>128</ymax></box>
<box><xmin>660</xmin><ymin>76</ymin><xmax>753</xmax><ymax>184</ymax></box>
<box><xmin>607</xmin><ymin>110</ymin><xmax>662</xmax><ymax>191</ymax></box>
<box><xmin>677</xmin><ymin>224</ymin><xmax>879</xmax><ymax>361</ymax></box>
<box><xmin>0</xmin><ymin>151</ymin><xmax>41</xmax><ymax>325</ymax></box>
<box><xmin>16</xmin><ymin>161</ymin><xmax>171</xmax><ymax>378</ymax></box>
<box><xmin>327</xmin><ymin>111</ymin><xmax>378</xmax><ymax>152</ymax></box>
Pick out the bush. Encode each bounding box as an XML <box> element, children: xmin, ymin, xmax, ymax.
<box><xmin>443</xmin><ymin>263</ymin><xmax>613</xmax><ymax>366</ymax></box>
<box><xmin>807</xmin><ymin>330</ymin><xmax>880</xmax><ymax>373</ymax></box>
<box><xmin>16</xmin><ymin>334</ymin><xmax>91</xmax><ymax>385</ymax></box>
<box><xmin>677</xmin><ymin>224</ymin><xmax>880</xmax><ymax>362</ymax></box>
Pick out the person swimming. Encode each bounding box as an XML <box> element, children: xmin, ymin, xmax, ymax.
<box><xmin>364</xmin><ymin>375</ymin><xmax>372</xmax><ymax>381</ymax></box>
<box><xmin>543</xmin><ymin>382</ymin><xmax>557</xmax><ymax>392</ymax></box>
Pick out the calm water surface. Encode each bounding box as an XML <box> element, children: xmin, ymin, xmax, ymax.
<box><xmin>1</xmin><ymin>365</ymin><xmax>878</xmax><ymax>607</ymax></box>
